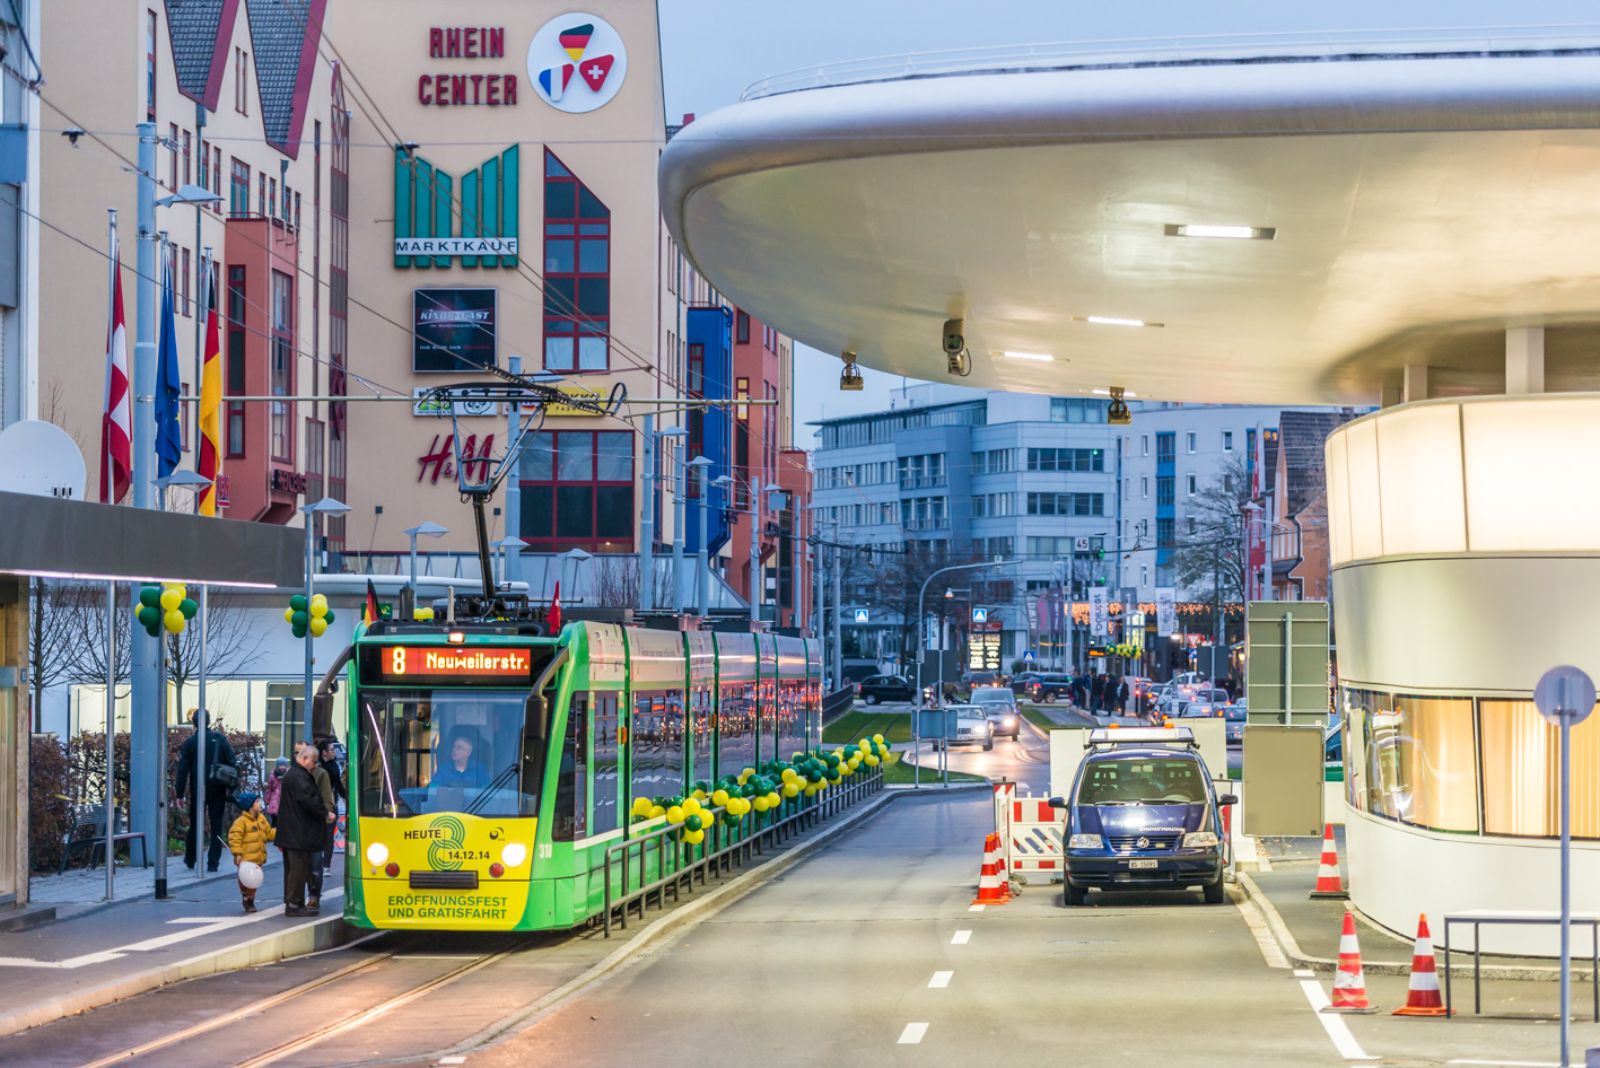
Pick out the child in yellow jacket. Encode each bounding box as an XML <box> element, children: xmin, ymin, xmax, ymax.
<box><xmin>227</xmin><ymin>791</ymin><xmax>275</xmax><ymax>913</ymax></box>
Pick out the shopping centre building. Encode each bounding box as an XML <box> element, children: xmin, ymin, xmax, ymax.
<box><xmin>662</xmin><ymin>32</ymin><xmax>1600</xmax><ymax>953</ymax></box>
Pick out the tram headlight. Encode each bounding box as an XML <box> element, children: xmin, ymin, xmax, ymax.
<box><xmin>501</xmin><ymin>842</ymin><xmax>528</xmax><ymax>868</ymax></box>
<box><xmin>365</xmin><ymin>842</ymin><xmax>389</xmax><ymax>867</ymax></box>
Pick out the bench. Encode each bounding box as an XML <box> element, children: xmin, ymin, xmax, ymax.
<box><xmin>58</xmin><ymin>803</ymin><xmax>149</xmax><ymax>873</ymax></box>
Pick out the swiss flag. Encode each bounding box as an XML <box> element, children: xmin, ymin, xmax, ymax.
<box><xmin>578</xmin><ymin>54</ymin><xmax>614</xmax><ymax>93</ymax></box>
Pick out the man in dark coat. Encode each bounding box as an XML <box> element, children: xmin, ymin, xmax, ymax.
<box><xmin>276</xmin><ymin>742</ymin><xmax>330</xmax><ymax>915</ymax></box>
<box><xmin>174</xmin><ymin>709</ymin><xmax>237</xmax><ymax>872</ymax></box>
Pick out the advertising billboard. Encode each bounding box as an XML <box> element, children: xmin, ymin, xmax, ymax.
<box><xmin>414</xmin><ymin>288</ymin><xmax>497</xmax><ymax>372</ymax></box>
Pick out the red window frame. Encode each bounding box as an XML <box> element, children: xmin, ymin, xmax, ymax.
<box><xmin>736</xmin><ymin>311</ymin><xmax>750</xmax><ymax>344</ymax></box>
<box><xmin>542</xmin><ymin>149</ymin><xmax>611</xmax><ymax>373</ymax></box>
<box><xmin>518</xmin><ymin>429</ymin><xmax>635</xmax><ymax>552</ymax></box>
<box><xmin>225</xmin><ymin>265</ymin><xmax>247</xmax><ymax>458</ymax></box>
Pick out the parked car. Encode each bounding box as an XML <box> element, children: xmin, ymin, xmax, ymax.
<box><xmin>935</xmin><ymin>705</ymin><xmax>994</xmax><ymax>751</ymax></box>
<box><xmin>1025</xmin><ymin>673</ymin><xmax>1075</xmax><ymax>703</ymax></box>
<box><xmin>1178</xmin><ymin>689</ymin><xmax>1233</xmax><ymax>718</ymax></box>
<box><xmin>857</xmin><ymin>675</ymin><xmax>916</xmax><ymax>705</ymax></box>
<box><xmin>969</xmin><ymin>687</ymin><xmax>1021</xmax><ymax>739</ymax></box>
<box><xmin>1010</xmin><ymin>671</ymin><xmax>1042</xmax><ymax>696</ymax></box>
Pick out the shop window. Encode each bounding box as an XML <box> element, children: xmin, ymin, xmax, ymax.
<box><xmin>1480</xmin><ymin>699</ymin><xmax>1600</xmax><ymax>839</ymax></box>
<box><xmin>1362</xmin><ymin>694</ymin><xmax>1478</xmax><ymax>833</ymax></box>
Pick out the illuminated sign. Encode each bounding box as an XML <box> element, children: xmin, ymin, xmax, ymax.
<box><xmin>363</xmin><ymin>644</ymin><xmax>535</xmax><ymax>685</ymax></box>
<box><xmin>527</xmin><ymin>13</ymin><xmax>627</xmax><ymax>114</ymax></box>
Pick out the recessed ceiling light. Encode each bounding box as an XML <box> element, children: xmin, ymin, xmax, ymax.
<box><xmin>1164</xmin><ymin>223</ymin><xmax>1276</xmax><ymax>240</ymax></box>
<box><xmin>1091</xmin><ymin>388</ymin><xmax>1138</xmax><ymax>398</ymax></box>
<box><xmin>1000</xmin><ymin>350</ymin><xmax>1053</xmax><ymax>362</ymax></box>
<box><xmin>1076</xmin><ymin>315</ymin><xmax>1164</xmax><ymax>329</ymax></box>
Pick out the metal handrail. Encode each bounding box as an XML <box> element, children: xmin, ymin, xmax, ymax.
<box><xmin>741</xmin><ymin>25</ymin><xmax>1600</xmax><ymax>100</ymax></box>
<box><xmin>602</xmin><ymin>765</ymin><xmax>884</xmax><ymax>936</ymax></box>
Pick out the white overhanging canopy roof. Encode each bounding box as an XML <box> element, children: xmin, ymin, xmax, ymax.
<box><xmin>661</xmin><ymin>32</ymin><xmax>1600</xmax><ymax>405</ymax></box>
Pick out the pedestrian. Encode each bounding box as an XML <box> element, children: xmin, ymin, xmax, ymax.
<box><xmin>1118</xmin><ymin>678</ymin><xmax>1130</xmax><ymax>714</ymax></box>
<box><xmin>227</xmin><ymin>791</ymin><xmax>275</xmax><ymax>914</ymax></box>
<box><xmin>173</xmin><ymin>708</ymin><xmax>237</xmax><ymax>873</ymax></box>
<box><xmin>306</xmin><ymin>740</ymin><xmax>338</xmax><ymax>908</ymax></box>
<box><xmin>314</xmin><ymin>737</ymin><xmax>347</xmax><ymax>892</ymax></box>
<box><xmin>263</xmin><ymin>757</ymin><xmax>288</xmax><ymax>827</ymax></box>
<box><xmin>276</xmin><ymin>741</ymin><xmax>330</xmax><ymax>916</ymax></box>
<box><xmin>1090</xmin><ymin>674</ymin><xmax>1105</xmax><ymax>713</ymax></box>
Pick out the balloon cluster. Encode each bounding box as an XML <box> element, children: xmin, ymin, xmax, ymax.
<box><xmin>626</xmin><ymin>733</ymin><xmax>892</xmax><ymax>849</ymax></box>
<box><xmin>284</xmin><ymin>593</ymin><xmax>336</xmax><ymax>639</ymax></box>
<box><xmin>135</xmin><ymin>583</ymin><xmax>196</xmax><ymax>637</ymax></box>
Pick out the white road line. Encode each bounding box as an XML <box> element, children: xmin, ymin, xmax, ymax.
<box><xmin>968</xmin><ymin>904</ymin><xmax>985</xmax><ymax>912</ymax></box>
<box><xmin>1294</xmin><ymin>968</ymin><xmax>1314</xmax><ymax>978</ymax></box>
<box><xmin>951</xmin><ymin>930</ymin><xmax>972</xmax><ymax>945</ymax></box>
<box><xmin>897</xmin><ymin>1022</ymin><xmax>929</xmax><ymax>1045</ymax></box>
<box><xmin>1297</xmin><ymin>979</ymin><xmax>1376</xmax><ymax>1061</ymax></box>
<box><xmin>1235</xmin><ymin>895</ymin><xmax>1289</xmax><ymax>969</ymax></box>
<box><xmin>438</xmin><ymin>1058</ymin><xmax>467</xmax><ymax>1066</ymax></box>
<box><xmin>1448</xmin><ymin>1061</ymin><xmax>1560</xmax><ymax>1067</ymax></box>
<box><xmin>928</xmin><ymin>971</ymin><xmax>953</xmax><ymax>989</ymax></box>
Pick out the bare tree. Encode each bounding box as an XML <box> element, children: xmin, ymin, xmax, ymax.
<box><xmin>165</xmin><ymin>593</ymin><xmax>267</xmax><ymax>715</ymax></box>
<box><xmin>27</xmin><ymin>583</ymin><xmax>103</xmax><ymax>731</ymax></box>
<box><xmin>849</xmin><ymin>545</ymin><xmax>979</xmax><ymax>666</ymax></box>
<box><xmin>1171</xmin><ymin>452</ymin><xmax>1251</xmax><ymax>608</ymax></box>
<box><xmin>590</xmin><ymin>555</ymin><xmax>675</xmax><ymax>610</ymax></box>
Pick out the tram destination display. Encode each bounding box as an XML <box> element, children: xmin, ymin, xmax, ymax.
<box><xmin>413</xmin><ymin>288</ymin><xmax>498</xmax><ymax>372</ymax></box>
<box><xmin>358</xmin><ymin>643</ymin><xmax>538</xmax><ymax>685</ymax></box>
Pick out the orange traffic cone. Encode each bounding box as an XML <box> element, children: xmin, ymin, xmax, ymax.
<box><xmin>972</xmin><ymin>833</ymin><xmax>1011</xmax><ymax>905</ymax></box>
<box><xmin>1393</xmin><ymin>914</ymin><xmax>1451</xmax><ymax>1017</ymax></box>
<box><xmin>1310</xmin><ymin>823</ymin><xmax>1349</xmax><ymax>900</ymax></box>
<box><xmin>1324</xmin><ymin>910</ymin><xmax>1376</xmax><ymax>1013</ymax></box>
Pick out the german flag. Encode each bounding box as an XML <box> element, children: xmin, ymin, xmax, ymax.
<box><xmin>364</xmin><ymin>579</ymin><xmax>380</xmax><ymax>626</ymax></box>
<box><xmin>558</xmin><ymin>23</ymin><xmax>593</xmax><ymax>61</ymax></box>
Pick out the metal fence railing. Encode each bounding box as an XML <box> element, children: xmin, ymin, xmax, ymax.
<box><xmin>601</xmin><ymin>765</ymin><xmax>885</xmax><ymax>937</ymax></box>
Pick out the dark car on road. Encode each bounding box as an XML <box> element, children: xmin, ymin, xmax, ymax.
<box><xmin>1024</xmin><ymin>673</ymin><xmax>1074</xmax><ymax>703</ymax></box>
<box><xmin>857</xmin><ymin>675</ymin><xmax>916</xmax><ymax>705</ymax></box>
<box><xmin>1052</xmin><ymin>728</ymin><xmax>1234</xmax><ymax>906</ymax></box>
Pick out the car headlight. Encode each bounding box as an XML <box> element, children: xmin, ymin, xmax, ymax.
<box><xmin>1068</xmin><ymin>833</ymin><xmax>1103</xmax><ymax>849</ymax></box>
<box><xmin>501</xmin><ymin>842</ymin><xmax>528</xmax><ymax>867</ymax></box>
<box><xmin>365</xmin><ymin>842</ymin><xmax>389</xmax><ymax>866</ymax></box>
<box><xmin>1004</xmin><ymin>716</ymin><xmax>1016</xmax><ymax>727</ymax></box>
<box><xmin>1183</xmin><ymin>831</ymin><xmax>1220</xmax><ymax>848</ymax></box>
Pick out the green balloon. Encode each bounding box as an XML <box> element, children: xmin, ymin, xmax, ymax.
<box><xmin>291</xmin><ymin>610</ymin><xmax>309</xmax><ymax>628</ymax></box>
<box><xmin>322</xmin><ymin>609</ymin><xmax>336</xmax><ymax>625</ymax></box>
<box><xmin>685</xmin><ymin>814</ymin><xmax>703</xmax><ymax>832</ymax></box>
<box><xmin>291</xmin><ymin>623</ymin><xmax>307</xmax><ymax>639</ymax></box>
<box><xmin>725</xmin><ymin>811</ymin><xmax>742</xmax><ymax>825</ymax></box>
<box><xmin>740</xmin><ymin>782</ymin><xmax>756</xmax><ymax>797</ymax></box>
<box><xmin>179</xmin><ymin>598</ymin><xmax>198</xmax><ymax>619</ymax></box>
<box><xmin>138</xmin><ymin>586</ymin><xmax>161</xmax><ymax>608</ymax></box>
<box><xmin>289</xmin><ymin>594</ymin><xmax>308</xmax><ymax>612</ymax></box>
<box><xmin>137</xmin><ymin>605</ymin><xmax>160</xmax><ymax>627</ymax></box>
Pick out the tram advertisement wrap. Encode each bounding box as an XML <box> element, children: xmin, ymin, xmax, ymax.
<box><xmin>355</xmin><ymin>812</ymin><xmax>536</xmax><ymax>930</ymax></box>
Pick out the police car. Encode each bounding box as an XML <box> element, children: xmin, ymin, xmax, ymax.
<box><xmin>1049</xmin><ymin>728</ymin><xmax>1235</xmax><ymax>906</ymax></box>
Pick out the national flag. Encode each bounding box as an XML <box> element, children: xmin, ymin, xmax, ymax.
<box><xmin>100</xmin><ymin>219</ymin><xmax>131</xmax><ymax>504</ymax></box>
<box><xmin>364</xmin><ymin>579</ymin><xmax>380</xmax><ymax>627</ymax></box>
<box><xmin>578</xmin><ymin>54</ymin><xmax>615</xmax><ymax>93</ymax></box>
<box><xmin>558</xmin><ymin>23</ymin><xmax>593</xmax><ymax>61</ymax></box>
<box><xmin>538</xmin><ymin>63</ymin><xmax>574</xmax><ymax>102</ymax></box>
<box><xmin>547</xmin><ymin>580</ymin><xmax>562</xmax><ymax>633</ymax></box>
<box><xmin>197</xmin><ymin>262</ymin><xmax>222</xmax><ymax>515</ymax></box>
<box><xmin>154</xmin><ymin>251</ymin><xmax>183</xmax><ymax>480</ymax></box>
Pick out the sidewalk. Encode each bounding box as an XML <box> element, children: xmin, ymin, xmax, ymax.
<box><xmin>0</xmin><ymin>853</ymin><xmax>353</xmax><ymax>1037</ymax></box>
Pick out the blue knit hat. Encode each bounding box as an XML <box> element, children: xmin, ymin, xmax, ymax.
<box><xmin>236</xmin><ymin>790</ymin><xmax>260</xmax><ymax>809</ymax></box>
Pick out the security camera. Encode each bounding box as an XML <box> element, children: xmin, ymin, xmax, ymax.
<box><xmin>61</xmin><ymin>127</ymin><xmax>84</xmax><ymax>147</ymax></box>
<box><xmin>1107</xmin><ymin>387</ymin><xmax>1132</xmax><ymax>425</ymax></box>
<box><xmin>839</xmin><ymin>350</ymin><xmax>864</xmax><ymax>391</ymax></box>
<box><xmin>942</xmin><ymin>318</ymin><xmax>970</xmax><ymax>377</ymax></box>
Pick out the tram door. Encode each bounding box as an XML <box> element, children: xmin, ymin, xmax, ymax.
<box><xmin>592</xmin><ymin>693</ymin><xmax>621</xmax><ymax>840</ymax></box>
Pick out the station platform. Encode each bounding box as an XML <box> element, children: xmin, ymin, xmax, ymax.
<box><xmin>0</xmin><ymin>853</ymin><xmax>353</xmax><ymax>1037</ymax></box>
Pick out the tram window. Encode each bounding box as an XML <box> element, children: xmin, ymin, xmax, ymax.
<box><xmin>690</xmin><ymin>687</ymin><xmax>713</xmax><ymax>787</ymax></box>
<box><xmin>553</xmin><ymin>694</ymin><xmax>587</xmax><ymax>841</ymax></box>
<box><xmin>358</xmin><ymin>690</ymin><xmax>547</xmax><ymax>819</ymax></box>
<box><xmin>591</xmin><ymin>693</ymin><xmax>619</xmax><ymax>836</ymax></box>
<box><xmin>718</xmin><ymin>682</ymin><xmax>756</xmax><ymax>779</ymax></box>
<box><xmin>630</xmin><ymin>690</ymin><xmax>685</xmax><ymax>808</ymax></box>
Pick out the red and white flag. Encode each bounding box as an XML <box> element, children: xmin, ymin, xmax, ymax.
<box><xmin>100</xmin><ymin>216</ymin><xmax>131</xmax><ymax>504</ymax></box>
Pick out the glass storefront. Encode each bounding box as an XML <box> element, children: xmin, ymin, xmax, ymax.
<box><xmin>1342</xmin><ymin>686</ymin><xmax>1600</xmax><ymax>840</ymax></box>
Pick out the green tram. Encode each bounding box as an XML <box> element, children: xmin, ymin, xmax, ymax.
<box><xmin>328</xmin><ymin>620</ymin><xmax>823</xmax><ymax>931</ymax></box>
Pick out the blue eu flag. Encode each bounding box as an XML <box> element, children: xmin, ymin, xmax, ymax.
<box><xmin>155</xmin><ymin>257</ymin><xmax>183</xmax><ymax>479</ymax></box>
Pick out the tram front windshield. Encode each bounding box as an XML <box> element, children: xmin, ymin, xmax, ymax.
<box><xmin>359</xmin><ymin>690</ymin><xmax>546</xmax><ymax>819</ymax></box>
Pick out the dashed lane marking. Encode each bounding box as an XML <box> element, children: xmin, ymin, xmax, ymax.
<box><xmin>928</xmin><ymin>971</ymin><xmax>953</xmax><ymax>989</ymax></box>
<box><xmin>438</xmin><ymin>1058</ymin><xmax>467</xmax><ymax>1066</ymax></box>
<box><xmin>1294</xmin><ymin>968</ymin><xmax>1314</xmax><ymax>978</ymax></box>
<box><xmin>951</xmin><ymin>930</ymin><xmax>971</xmax><ymax>945</ymax></box>
<box><xmin>1297</xmin><ymin>979</ymin><xmax>1376</xmax><ymax>1061</ymax></box>
<box><xmin>1447</xmin><ymin>1061</ymin><xmax>1560</xmax><ymax>1067</ymax></box>
<box><xmin>968</xmin><ymin>905</ymin><xmax>985</xmax><ymax>912</ymax></box>
<box><xmin>897</xmin><ymin>1023</ymin><xmax>929</xmax><ymax>1045</ymax></box>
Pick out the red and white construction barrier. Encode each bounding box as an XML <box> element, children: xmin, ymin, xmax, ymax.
<box><xmin>993</xmin><ymin>782</ymin><xmax>1064</xmax><ymax>881</ymax></box>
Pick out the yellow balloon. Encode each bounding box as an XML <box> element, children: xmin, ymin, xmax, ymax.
<box><xmin>683</xmin><ymin>829</ymin><xmax>705</xmax><ymax>845</ymax></box>
<box><xmin>309</xmin><ymin>616</ymin><xmax>328</xmax><ymax>638</ymax></box>
<box><xmin>782</xmin><ymin>782</ymin><xmax>800</xmax><ymax>799</ymax></box>
<box><xmin>310</xmin><ymin>593</ymin><xmax>328</xmax><ymax>613</ymax></box>
<box><xmin>682</xmin><ymin>797</ymin><xmax>702</xmax><ymax>816</ymax></box>
<box><xmin>666</xmin><ymin>805</ymin><xmax>685</xmax><ymax>825</ymax></box>
<box><xmin>858</xmin><ymin>738</ymin><xmax>871</xmax><ymax>750</ymax></box>
<box><xmin>864</xmin><ymin>754</ymin><xmax>880</xmax><ymax>767</ymax></box>
<box><xmin>163</xmin><ymin>609</ymin><xmax>186</xmax><ymax>633</ymax></box>
<box><xmin>753</xmin><ymin>796</ymin><xmax>771</xmax><ymax>813</ymax></box>
<box><xmin>631</xmin><ymin>797</ymin><xmax>652</xmax><ymax>817</ymax></box>
<box><xmin>648</xmin><ymin>805</ymin><xmax>666</xmax><ymax>819</ymax></box>
<box><xmin>711</xmin><ymin>789</ymin><xmax>730</xmax><ymax>807</ymax></box>
<box><xmin>160</xmin><ymin>589</ymin><xmax>182</xmax><ymax>611</ymax></box>
<box><xmin>840</xmin><ymin>762</ymin><xmax>855</xmax><ymax>777</ymax></box>
<box><xmin>283</xmin><ymin>606</ymin><xmax>296</xmax><ymax>624</ymax></box>
<box><xmin>700</xmin><ymin>809</ymin><xmax>715</xmax><ymax>826</ymax></box>
<box><xmin>804</xmin><ymin>785</ymin><xmax>818</xmax><ymax>797</ymax></box>
<box><xmin>766</xmin><ymin>792</ymin><xmax>781</xmax><ymax>808</ymax></box>
<box><xmin>872</xmin><ymin>733</ymin><xmax>886</xmax><ymax>745</ymax></box>
<box><xmin>733</xmin><ymin>797</ymin><xmax>750</xmax><ymax>816</ymax></box>
<box><xmin>781</xmin><ymin>768</ymin><xmax>798</xmax><ymax>784</ymax></box>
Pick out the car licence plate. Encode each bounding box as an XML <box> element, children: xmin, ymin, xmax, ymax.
<box><xmin>1128</xmin><ymin>859</ymin><xmax>1158</xmax><ymax>870</ymax></box>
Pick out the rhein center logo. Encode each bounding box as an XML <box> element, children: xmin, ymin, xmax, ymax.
<box><xmin>527</xmin><ymin>13</ymin><xmax>628</xmax><ymax>114</ymax></box>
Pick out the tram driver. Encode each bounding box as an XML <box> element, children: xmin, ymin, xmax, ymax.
<box><xmin>432</xmin><ymin>726</ymin><xmax>491</xmax><ymax>790</ymax></box>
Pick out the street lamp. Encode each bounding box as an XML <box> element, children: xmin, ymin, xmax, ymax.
<box><xmin>688</xmin><ymin>456</ymin><xmax>713</xmax><ymax>616</ymax></box>
<box><xmin>301</xmin><ymin>497</ymin><xmax>350</xmax><ymax>744</ymax></box>
<box><xmin>404</xmin><ymin>521</ymin><xmax>449</xmax><ymax>594</ymax></box>
<box><xmin>156</xmin><ymin>184</ymin><xmax>224</xmax><ymax>400</ymax></box>
<box><xmin>656</xmin><ymin>426</ymin><xmax>688</xmax><ymax>614</ymax></box>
